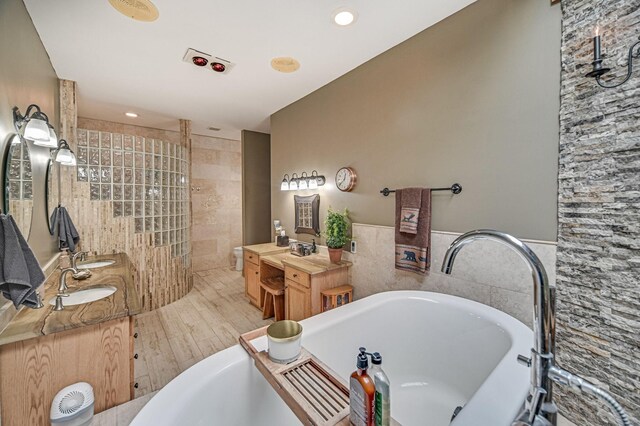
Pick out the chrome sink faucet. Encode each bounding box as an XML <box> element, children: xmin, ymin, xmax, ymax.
<box><xmin>71</xmin><ymin>251</ymin><xmax>88</xmax><ymax>270</ymax></box>
<box><xmin>441</xmin><ymin>229</ymin><xmax>630</xmax><ymax>426</ymax></box>
<box><xmin>58</xmin><ymin>267</ymin><xmax>78</xmax><ymax>295</ymax></box>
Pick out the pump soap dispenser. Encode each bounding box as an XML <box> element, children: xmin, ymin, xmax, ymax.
<box><xmin>349</xmin><ymin>347</ymin><xmax>375</xmax><ymax>426</ymax></box>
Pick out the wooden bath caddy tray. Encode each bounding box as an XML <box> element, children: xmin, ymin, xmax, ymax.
<box><xmin>239</xmin><ymin>327</ymin><xmax>400</xmax><ymax>426</ymax></box>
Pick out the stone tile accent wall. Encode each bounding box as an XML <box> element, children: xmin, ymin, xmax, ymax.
<box><xmin>349</xmin><ymin>223</ymin><xmax>557</xmax><ymax>328</ymax></box>
<box><xmin>190</xmin><ymin>134</ymin><xmax>242</xmax><ymax>271</ymax></box>
<box><xmin>556</xmin><ymin>1</ymin><xmax>640</xmax><ymax>424</ymax></box>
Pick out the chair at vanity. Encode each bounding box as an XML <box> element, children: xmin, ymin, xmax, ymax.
<box><xmin>260</xmin><ymin>277</ymin><xmax>285</xmax><ymax>321</ymax></box>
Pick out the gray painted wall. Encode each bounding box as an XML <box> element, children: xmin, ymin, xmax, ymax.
<box><xmin>242</xmin><ymin>130</ymin><xmax>271</xmax><ymax>245</ymax></box>
<box><xmin>555</xmin><ymin>1</ymin><xmax>640</xmax><ymax>424</ymax></box>
<box><xmin>271</xmin><ymin>0</ymin><xmax>561</xmax><ymax>243</ymax></box>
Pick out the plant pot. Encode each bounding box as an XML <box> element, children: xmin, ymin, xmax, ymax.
<box><xmin>328</xmin><ymin>248</ymin><xmax>343</xmax><ymax>264</ymax></box>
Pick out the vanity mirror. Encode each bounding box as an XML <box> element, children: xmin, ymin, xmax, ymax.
<box><xmin>2</xmin><ymin>134</ymin><xmax>33</xmax><ymax>237</ymax></box>
<box><xmin>294</xmin><ymin>194</ymin><xmax>320</xmax><ymax>236</ymax></box>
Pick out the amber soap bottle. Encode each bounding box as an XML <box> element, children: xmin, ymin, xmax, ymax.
<box><xmin>349</xmin><ymin>347</ymin><xmax>376</xmax><ymax>426</ymax></box>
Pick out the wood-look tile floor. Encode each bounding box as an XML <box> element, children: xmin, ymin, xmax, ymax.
<box><xmin>132</xmin><ymin>267</ymin><xmax>272</xmax><ymax>399</ymax></box>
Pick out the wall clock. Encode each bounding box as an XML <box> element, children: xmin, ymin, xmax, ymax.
<box><xmin>335</xmin><ymin>167</ymin><xmax>357</xmax><ymax>192</ymax></box>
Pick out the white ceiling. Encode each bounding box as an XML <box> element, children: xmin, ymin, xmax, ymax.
<box><xmin>24</xmin><ymin>0</ymin><xmax>475</xmax><ymax>140</ymax></box>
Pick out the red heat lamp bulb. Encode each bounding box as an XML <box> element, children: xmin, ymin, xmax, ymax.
<box><xmin>211</xmin><ymin>62</ymin><xmax>226</xmax><ymax>73</ymax></box>
<box><xmin>192</xmin><ymin>56</ymin><xmax>208</xmax><ymax>67</ymax></box>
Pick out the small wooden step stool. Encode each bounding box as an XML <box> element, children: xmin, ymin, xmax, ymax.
<box><xmin>260</xmin><ymin>277</ymin><xmax>285</xmax><ymax>321</ymax></box>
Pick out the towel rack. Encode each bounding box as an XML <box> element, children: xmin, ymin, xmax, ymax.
<box><xmin>380</xmin><ymin>183</ymin><xmax>462</xmax><ymax>196</ymax></box>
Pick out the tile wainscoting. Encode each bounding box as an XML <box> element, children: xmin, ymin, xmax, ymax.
<box><xmin>348</xmin><ymin>223</ymin><xmax>556</xmax><ymax>328</ymax></box>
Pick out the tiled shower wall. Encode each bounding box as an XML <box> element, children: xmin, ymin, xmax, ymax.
<box><xmin>191</xmin><ymin>133</ymin><xmax>242</xmax><ymax>271</ymax></box>
<box><xmin>57</xmin><ymin>81</ymin><xmax>193</xmax><ymax>311</ymax></box>
<box><xmin>75</xmin><ymin>129</ymin><xmax>190</xmax><ymax>261</ymax></box>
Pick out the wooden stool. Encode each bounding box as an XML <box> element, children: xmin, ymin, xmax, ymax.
<box><xmin>260</xmin><ymin>277</ymin><xmax>285</xmax><ymax>321</ymax></box>
<box><xmin>321</xmin><ymin>285</ymin><xmax>354</xmax><ymax>312</ymax></box>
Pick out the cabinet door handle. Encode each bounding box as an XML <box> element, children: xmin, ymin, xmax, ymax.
<box><xmin>134</xmin><ymin>332</ymin><xmax>138</xmax><ymax>338</ymax></box>
<box><xmin>134</xmin><ymin>353</ymin><xmax>139</xmax><ymax>359</ymax></box>
<box><xmin>255</xmin><ymin>271</ymin><xmax>259</xmax><ymax>275</ymax></box>
<box><xmin>134</xmin><ymin>382</ymin><xmax>139</xmax><ymax>389</ymax></box>
<box><xmin>249</xmin><ymin>255</ymin><xmax>253</xmax><ymax>259</ymax></box>
<box><xmin>293</xmin><ymin>274</ymin><xmax>298</xmax><ymax>278</ymax></box>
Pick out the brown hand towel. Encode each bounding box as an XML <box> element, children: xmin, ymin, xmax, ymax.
<box><xmin>399</xmin><ymin>188</ymin><xmax>422</xmax><ymax>234</ymax></box>
<box><xmin>395</xmin><ymin>188</ymin><xmax>432</xmax><ymax>274</ymax></box>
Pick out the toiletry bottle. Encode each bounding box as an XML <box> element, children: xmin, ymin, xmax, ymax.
<box><xmin>350</xmin><ymin>347</ymin><xmax>375</xmax><ymax>426</ymax></box>
<box><xmin>370</xmin><ymin>352</ymin><xmax>390</xmax><ymax>426</ymax></box>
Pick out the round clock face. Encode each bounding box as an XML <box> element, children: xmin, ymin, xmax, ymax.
<box><xmin>336</xmin><ymin>167</ymin><xmax>356</xmax><ymax>192</ymax></box>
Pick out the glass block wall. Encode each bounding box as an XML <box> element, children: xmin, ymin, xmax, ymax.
<box><xmin>7</xmin><ymin>140</ymin><xmax>33</xmax><ymax>201</ymax></box>
<box><xmin>76</xmin><ymin>129</ymin><xmax>190</xmax><ymax>259</ymax></box>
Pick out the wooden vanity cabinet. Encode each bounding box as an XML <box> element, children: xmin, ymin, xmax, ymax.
<box><xmin>244</xmin><ymin>254</ymin><xmax>261</xmax><ymax>307</ymax></box>
<box><xmin>285</xmin><ymin>272</ymin><xmax>312</xmax><ymax>321</ymax></box>
<box><xmin>0</xmin><ymin>316</ymin><xmax>134</xmax><ymax>424</ymax></box>
<box><xmin>243</xmin><ymin>245</ymin><xmax>289</xmax><ymax>308</ymax></box>
<box><xmin>284</xmin><ymin>265</ymin><xmax>349</xmax><ymax>321</ymax></box>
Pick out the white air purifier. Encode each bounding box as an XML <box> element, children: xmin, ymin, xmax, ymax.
<box><xmin>50</xmin><ymin>382</ymin><xmax>95</xmax><ymax>426</ymax></box>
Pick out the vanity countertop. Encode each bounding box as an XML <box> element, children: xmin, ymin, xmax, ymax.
<box><xmin>0</xmin><ymin>253</ymin><xmax>141</xmax><ymax>346</ymax></box>
<box><xmin>243</xmin><ymin>242</ymin><xmax>290</xmax><ymax>256</ymax></box>
<box><xmin>261</xmin><ymin>252</ymin><xmax>352</xmax><ymax>275</ymax></box>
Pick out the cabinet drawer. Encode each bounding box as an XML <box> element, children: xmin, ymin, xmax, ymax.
<box><xmin>244</xmin><ymin>251</ymin><xmax>259</xmax><ymax>266</ymax></box>
<box><xmin>285</xmin><ymin>268</ymin><xmax>310</xmax><ymax>288</ymax></box>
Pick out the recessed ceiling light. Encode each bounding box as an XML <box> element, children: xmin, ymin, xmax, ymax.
<box><xmin>125</xmin><ymin>112</ymin><xmax>138</xmax><ymax>118</ymax></box>
<box><xmin>108</xmin><ymin>0</ymin><xmax>159</xmax><ymax>22</ymax></box>
<box><xmin>271</xmin><ymin>57</ymin><xmax>300</xmax><ymax>73</ymax></box>
<box><xmin>332</xmin><ymin>8</ymin><xmax>357</xmax><ymax>26</ymax></box>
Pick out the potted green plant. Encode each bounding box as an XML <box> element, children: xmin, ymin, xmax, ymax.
<box><xmin>324</xmin><ymin>208</ymin><xmax>350</xmax><ymax>263</ymax></box>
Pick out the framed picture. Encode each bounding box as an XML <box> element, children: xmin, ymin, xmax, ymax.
<box><xmin>294</xmin><ymin>194</ymin><xmax>320</xmax><ymax>236</ymax></box>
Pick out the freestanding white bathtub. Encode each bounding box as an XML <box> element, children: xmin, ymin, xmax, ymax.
<box><xmin>131</xmin><ymin>291</ymin><xmax>532</xmax><ymax>426</ymax></box>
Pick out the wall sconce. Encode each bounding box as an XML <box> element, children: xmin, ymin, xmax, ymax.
<box><xmin>12</xmin><ymin>104</ymin><xmax>58</xmax><ymax>147</ymax></box>
<box><xmin>280</xmin><ymin>170</ymin><xmax>326</xmax><ymax>191</ymax></box>
<box><xmin>54</xmin><ymin>139</ymin><xmax>77</xmax><ymax>166</ymax></box>
<box><xmin>586</xmin><ymin>27</ymin><xmax>640</xmax><ymax>88</ymax></box>
<box><xmin>281</xmin><ymin>174</ymin><xmax>290</xmax><ymax>191</ymax></box>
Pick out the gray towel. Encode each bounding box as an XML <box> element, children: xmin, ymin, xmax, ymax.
<box><xmin>51</xmin><ymin>206</ymin><xmax>80</xmax><ymax>252</ymax></box>
<box><xmin>0</xmin><ymin>214</ymin><xmax>45</xmax><ymax>308</ymax></box>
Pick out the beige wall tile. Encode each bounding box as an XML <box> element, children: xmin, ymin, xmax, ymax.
<box><xmin>350</xmin><ymin>223</ymin><xmax>557</xmax><ymax>328</ymax></box>
<box><xmin>191</xmin><ymin>135</ymin><xmax>242</xmax><ymax>271</ymax></box>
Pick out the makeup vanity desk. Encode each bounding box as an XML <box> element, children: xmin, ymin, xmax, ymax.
<box><xmin>260</xmin><ymin>252</ymin><xmax>351</xmax><ymax>321</ymax></box>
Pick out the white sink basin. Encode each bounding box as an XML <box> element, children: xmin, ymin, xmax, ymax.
<box><xmin>77</xmin><ymin>260</ymin><xmax>115</xmax><ymax>269</ymax></box>
<box><xmin>49</xmin><ymin>286</ymin><xmax>117</xmax><ymax>306</ymax></box>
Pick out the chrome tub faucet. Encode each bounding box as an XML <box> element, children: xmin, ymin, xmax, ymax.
<box><xmin>441</xmin><ymin>229</ymin><xmax>630</xmax><ymax>426</ymax></box>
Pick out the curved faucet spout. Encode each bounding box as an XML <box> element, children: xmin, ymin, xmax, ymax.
<box><xmin>441</xmin><ymin>229</ymin><xmax>556</xmax><ymax>425</ymax></box>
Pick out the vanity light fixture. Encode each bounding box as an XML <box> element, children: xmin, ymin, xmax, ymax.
<box><xmin>586</xmin><ymin>26</ymin><xmax>640</xmax><ymax>88</ymax></box>
<box><xmin>281</xmin><ymin>170</ymin><xmax>326</xmax><ymax>191</ymax></box>
<box><xmin>280</xmin><ymin>174</ymin><xmax>290</xmax><ymax>191</ymax></box>
<box><xmin>12</xmin><ymin>104</ymin><xmax>58</xmax><ymax>147</ymax></box>
<box><xmin>299</xmin><ymin>172</ymin><xmax>309</xmax><ymax>190</ymax></box>
<box><xmin>289</xmin><ymin>173</ymin><xmax>299</xmax><ymax>191</ymax></box>
<box><xmin>54</xmin><ymin>139</ymin><xmax>77</xmax><ymax>166</ymax></box>
<box><xmin>125</xmin><ymin>112</ymin><xmax>139</xmax><ymax>118</ymax></box>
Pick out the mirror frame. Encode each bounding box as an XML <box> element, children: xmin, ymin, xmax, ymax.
<box><xmin>294</xmin><ymin>194</ymin><xmax>320</xmax><ymax>236</ymax></box>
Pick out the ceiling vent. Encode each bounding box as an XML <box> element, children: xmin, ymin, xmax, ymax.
<box><xmin>183</xmin><ymin>48</ymin><xmax>235</xmax><ymax>75</ymax></box>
